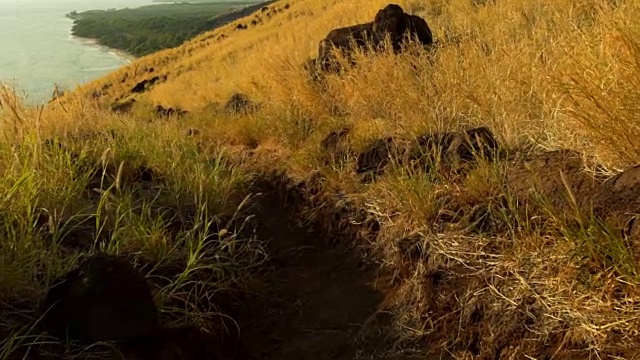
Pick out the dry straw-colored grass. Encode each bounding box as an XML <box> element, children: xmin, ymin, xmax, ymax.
<box><xmin>4</xmin><ymin>0</ymin><xmax>640</xmax><ymax>357</ymax></box>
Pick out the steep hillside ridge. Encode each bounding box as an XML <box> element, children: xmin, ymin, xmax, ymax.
<box><xmin>73</xmin><ymin>0</ymin><xmax>416</xmax><ymax>111</ymax></box>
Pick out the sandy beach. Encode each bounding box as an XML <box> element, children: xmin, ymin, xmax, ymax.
<box><xmin>70</xmin><ymin>35</ymin><xmax>137</xmax><ymax>63</ymax></box>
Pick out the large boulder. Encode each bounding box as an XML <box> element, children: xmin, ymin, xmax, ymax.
<box><xmin>312</xmin><ymin>4</ymin><xmax>433</xmax><ymax>73</ymax></box>
<box><xmin>41</xmin><ymin>253</ymin><xmax>159</xmax><ymax>344</ymax></box>
<box><xmin>317</xmin><ymin>23</ymin><xmax>376</xmax><ymax>71</ymax></box>
<box><xmin>372</xmin><ymin>4</ymin><xmax>433</xmax><ymax>52</ymax></box>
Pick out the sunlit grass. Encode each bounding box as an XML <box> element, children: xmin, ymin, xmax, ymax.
<box><xmin>2</xmin><ymin>0</ymin><xmax>640</xmax><ymax>357</ymax></box>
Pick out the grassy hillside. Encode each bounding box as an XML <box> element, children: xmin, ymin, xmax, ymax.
<box><xmin>3</xmin><ymin>0</ymin><xmax>640</xmax><ymax>358</ymax></box>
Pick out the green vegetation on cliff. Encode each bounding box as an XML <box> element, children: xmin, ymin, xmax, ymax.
<box><xmin>68</xmin><ymin>1</ymin><xmax>267</xmax><ymax>57</ymax></box>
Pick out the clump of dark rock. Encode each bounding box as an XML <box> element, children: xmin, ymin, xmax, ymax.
<box><xmin>308</xmin><ymin>4</ymin><xmax>434</xmax><ymax>75</ymax></box>
<box><xmin>224</xmin><ymin>92</ymin><xmax>257</xmax><ymax>115</ymax></box>
<box><xmin>41</xmin><ymin>253</ymin><xmax>159</xmax><ymax>344</ymax></box>
<box><xmin>90</xmin><ymin>90</ymin><xmax>102</xmax><ymax>100</ymax></box>
<box><xmin>356</xmin><ymin>137</ymin><xmax>399</xmax><ymax>181</ymax></box>
<box><xmin>155</xmin><ymin>104</ymin><xmax>189</xmax><ymax>118</ymax></box>
<box><xmin>131</xmin><ymin>75</ymin><xmax>165</xmax><ymax>94</ymax></box>
<box><xmin>110</xmin><ymin>97</ymin><xmax>136</xmax><ymax>113</ymax></box>
<box><xmin>408</xmin><ymin>126</ymin><xmax>500</xmax><ymax>173</ymax></box>
<box><xmin>236</xmin><ymin>23</ymin><xmax>247</xmax><ymax>30</ymax></box>
<box><xmin>321</xmin><ymin>127</ymin><xmax>352</xmax><ymax>165</ymax></box>
<box><xmin>372</xmin><ymin>4</ymin><xmax>434</xmax><ymax>52</ymax></box>
<box><xmin>317</xmin><ymin>22</ymin><xmax>376</xmax><ymax>72</ymax></box>
<box><xmin>356</xmin><ymin>126</ymin><xmax>500</xmax><ymax>181</ymax></box>
<box><xmin>251</xmin><ymin>17</ymin><xmax>263</xmax><ymax>26</ymax></box>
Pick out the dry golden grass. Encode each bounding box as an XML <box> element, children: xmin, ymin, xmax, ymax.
<box><xmin>4</xmin><ymin>0</ymin><xmax>640</xmax><ymax>357</ymax></box>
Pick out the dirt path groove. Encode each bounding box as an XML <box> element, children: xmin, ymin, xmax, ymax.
<box><xmin>234</xmin><ymin>193</ymin><xmax>399</xmax><ymax>360</ymax></box>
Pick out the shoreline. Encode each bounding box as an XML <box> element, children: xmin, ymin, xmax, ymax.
<box><xmin>70</xmin><ymin>35</ymin><xmax>138</xmax><ymax>63</ymax></box>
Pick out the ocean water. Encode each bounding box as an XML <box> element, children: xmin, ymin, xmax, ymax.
<box><xmin>0</xmin><ymin>0</ymin><xmax>152</xmax><ymax>104</ymax></box>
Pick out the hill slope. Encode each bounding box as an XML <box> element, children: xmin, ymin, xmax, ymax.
<box><xmin>4</xmin><ymin>0</ymin><xmax>640</xmax><ymax>358</ymax></box>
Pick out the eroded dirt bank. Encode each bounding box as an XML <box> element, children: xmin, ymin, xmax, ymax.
<box><xmin>234</xmin><ymin>192</ymin><xmax>414</xmax><ymax>360</ymax></box>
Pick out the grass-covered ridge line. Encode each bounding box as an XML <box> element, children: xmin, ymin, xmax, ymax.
<box><xmin>67</xmin><ymin>1</ymin><xmax>267</xmax><ymax>57</ymax></box>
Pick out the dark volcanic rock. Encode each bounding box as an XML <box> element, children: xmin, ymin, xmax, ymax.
<box><xmin>318</xmin><ymin>22</ymin><xmax>376</xmax><ymax>71</ymax></box>
<box><xmin>356</xmin><ymin>127</ymin><xmax>500</xmax><ymax>181</ymax></box>
<box><xmin>356</xmin><ymin>137</ymin><xmax>398</xmax><ymax>180</ymax></box>
<box><xmin>131</xmin><ymin>76</ymin><xmax>165</xmax><ymax>94</ymax></box>
<box><xmin>155</xmin><ymin>105</ymin><xmax>189</xmax><ymax>118</ymax></box>
<box><xmin>110</xmin><ymin>98</ymin><xmax>136</xmax><ymax>113</ymax></box>
<box><xmin>224</xmin><ymin>92</ymin><xmax>256</xmax><ymax>115</ymax></box>
<box><xmin>372</xmin><ymin>4</ymin><xmax>433</xmax><ymax>52</ymax></box>
<box><xmin>41</xmin><ymin>253</ymin><xmax>159</xmax><ymax>344</ymax></box>
<box><xmin>453</xmin><ymin>126</ymin><xmax>499</xmax><ymax>163</ymax></box>
<box><xmin>311</xmin><ymin>4</ymin><xmax>434</xmax><ymax>73</ymax></box>
<box><xmin>409</xmin><ymin>126</ymin><xmax>500</xmax><ymax>172</ymax></box>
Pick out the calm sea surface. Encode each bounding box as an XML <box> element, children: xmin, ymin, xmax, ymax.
<box><xmin>0</xmin><ymin>0</ymin><xmax>152</xmax><ymax>104</ymax></box>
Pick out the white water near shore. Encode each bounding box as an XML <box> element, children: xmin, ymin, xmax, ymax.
<box><xmin>0</xmin><ymin>0</ymin><xmax>151</xmax><ymax>104</ymax></box>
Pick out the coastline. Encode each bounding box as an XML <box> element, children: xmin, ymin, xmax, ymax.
<box><xmin>70</xmin><ymin>35</ymin><xmax>137</xmax><ymax>63</ymax></box>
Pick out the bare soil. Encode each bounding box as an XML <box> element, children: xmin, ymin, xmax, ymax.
<box><xmin>233</xmin><ymin>192</ymin><xmax>425</xmax><ymax>360</ymax></box>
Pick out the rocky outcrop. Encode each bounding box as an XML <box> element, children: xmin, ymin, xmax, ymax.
<box><xmin>309</xmin><ymin>4</ymin><xmax>434</xmax><ymax>74</ymax></box>
<box><xmin>356</xmin><ymin>127</ymin><xmax>500</xmax><ymax>181</ymax></box>
<box><xmin>110</xmin><ymin>97</ymin><xmax>136</xmax><ymax>113</ymax></box>
<box><xmin>41</xmin><ymin>253</ymin><xmax>159</xmax><ymax>344</ymax></box>
<box><xmin>131</xmin><ymin>75</ymin><xmax>166</xmax><ymax>94</ymax></box>
<box><xmin>356</xmin><ymin>137</ymin><xmax>399</xmax><ymax>180</ymax></box>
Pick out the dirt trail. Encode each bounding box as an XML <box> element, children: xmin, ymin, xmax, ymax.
<box><xmin>234</xmin><ymin>193</ymin><xmax>418</xmax><ymax>360</ymax></box>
